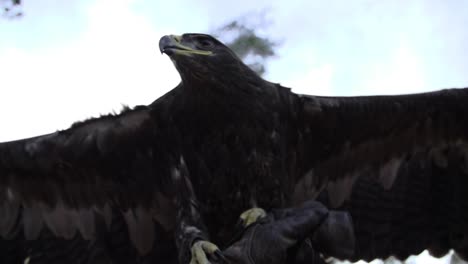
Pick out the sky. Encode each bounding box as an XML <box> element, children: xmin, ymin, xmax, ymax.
<box><xmin>0</xmin><ymin>1</ymin><xmax>467</xmax><ymax>263</ymax></box>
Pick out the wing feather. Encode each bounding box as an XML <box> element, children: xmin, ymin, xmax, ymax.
<box><xmin>0</xmin><ymin>105</ymin><xmax>178</xmax><ymax>254</ymax></box>
<box><xmin>22</xmin><ymin>203</ymin><xmax>43</xmax><ymax>240</ymax></box>
<box><xmin>294</xmin><ymin>88</ymin><xmax>468</xmax><ymax>205</ymax></box>
<box><xmin>293</xmin><ymin>87</ymin><xmax>468</xmax><ymax>260</ymax></box>
<box><xmin>328</xmin><ymin>146</ymin><xmax>468</xmax><ymax>261</ymax></box>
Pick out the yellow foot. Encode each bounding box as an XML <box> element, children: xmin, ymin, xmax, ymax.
<box><xmin>190</xmin><ymin>240</ymin><xmax>225</xmax><ymax>264</ymax></box>
<box><xmin>239</xmin><ymin>207</ymin><xmax>267</xmax><ymax>228</ymax></box>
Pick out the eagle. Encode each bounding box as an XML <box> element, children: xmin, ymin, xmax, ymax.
<box><xmin>0</xmin><ymin>33</ymin><xmax>468</xmax><ymax>264</ymax></box>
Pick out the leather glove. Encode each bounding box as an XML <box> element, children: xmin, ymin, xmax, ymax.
<box><xmin>221</xmin><ymin>201</ymin><xmax>355</xmax><ymax>264</ymax></box>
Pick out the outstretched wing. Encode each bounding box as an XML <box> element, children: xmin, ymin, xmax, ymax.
<box><xmin>0</xmin><ymin>104</ymin><xmax>180</xmax><ymax>255</ymax></box>
<box><xmin>337</xmin><ymin>145</ymin><xmax>468</xmax><ymax>262</ymax></box>
<box><xmin>291</xmin><ymin>87</ymin><xmax>468</xmax><ymax>260</ymax></box>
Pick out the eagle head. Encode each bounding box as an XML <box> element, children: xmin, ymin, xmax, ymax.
<box><xmin>159</xmin><ymin>33</ymin><xmax>260</xmax><ymax>86</ymax></box>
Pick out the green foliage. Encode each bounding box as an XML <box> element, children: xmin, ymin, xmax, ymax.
<box><xmin>221</xmin><ymin>21</ymin><xmax>275</xmax><ymax>59</ymax></box>
<box><xmin>2</xmin><ymin>1</ymin><xmax>277</xmax><ymax>76</ymax></box>
<box><xmin>1</xmin><ymin>0</ymin><xmax>22</xmax><ymax>18</ymax></box>
<box><xmin>214</xmin><ymin>19</ymin><xmax>277</xmax><ymax>76</ymax></box>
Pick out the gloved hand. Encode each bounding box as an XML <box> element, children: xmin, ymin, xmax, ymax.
<box><xmin>220</xmin><ymin>201</ymin><xmax>355</xmax><ymax>264</ymax></box>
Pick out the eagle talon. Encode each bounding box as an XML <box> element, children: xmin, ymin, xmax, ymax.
<box><xmin>239</xmin><ymin>207</ymin><xmax>267</xmax><ymax>228</ymax></box>
<box><xmin>190</xmin><ymin>240</ymin><xmax>225</xmax><ymax>264</ymax></box>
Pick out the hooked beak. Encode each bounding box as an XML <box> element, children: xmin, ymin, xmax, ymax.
<box><xmin>159</xmin><ymin>35</ymin><xmax>213</xmax><ymax>57</ymax></box>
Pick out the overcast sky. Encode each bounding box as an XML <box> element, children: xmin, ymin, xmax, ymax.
<box><xmin>0</xmin><ymin>0</ymin><xmax>467</xmax><ymax>263</ymax></box>
<box><xmin>1</xmin><ymin>0</ymin><xmax>467</xmax><ymax>142</ymax></box>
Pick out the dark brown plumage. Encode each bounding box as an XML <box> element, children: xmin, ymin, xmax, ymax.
<box><xmin>1</xmin><ymin>33</ymin><xmax>468</xmax><ymax>263</ymax></box>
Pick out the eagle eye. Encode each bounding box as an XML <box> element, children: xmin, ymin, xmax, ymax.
<box><xmin>198</xmin><ymin>38</ymin><xmax>213</xmax><ymax>48</ymax></box>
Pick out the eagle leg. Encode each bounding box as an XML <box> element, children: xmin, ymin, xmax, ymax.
<box><xmin>172</xmin><ymin>157</ymin><xmax>226</xmax><ymax>263</ymax></box>
<box><xmin>239</xmin><ymin>207</ymin><xmax>267</xmax><ymax>227</ymax></box>
<box><xmin>175</xmin><ymin>221</ymin><xmax>226</xmax><ymax>264</ymax></box>
<box><xmin>189</xmin><ymin>240</ymin><xmax>226</xmax><ymax>264</ymax></box>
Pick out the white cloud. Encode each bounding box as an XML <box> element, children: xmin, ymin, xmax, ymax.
<box><xmin>337</xmin><ymin>250</ymin><xmax>452</xmax><ymax>264</ymax></box>
<box><xmin>0</xmin><ymin>0</ymin><xmax>179</xmax><ymax>141</ymax></box>
<box><xmin>359</xmin><ymin>40</ymin><xmax>428</xmax><ymax>95</ymax></box>
<box><xmin>286</xmin><ymin>64</ymin><xmax>335</xmax><ymax>96</ymax></box>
